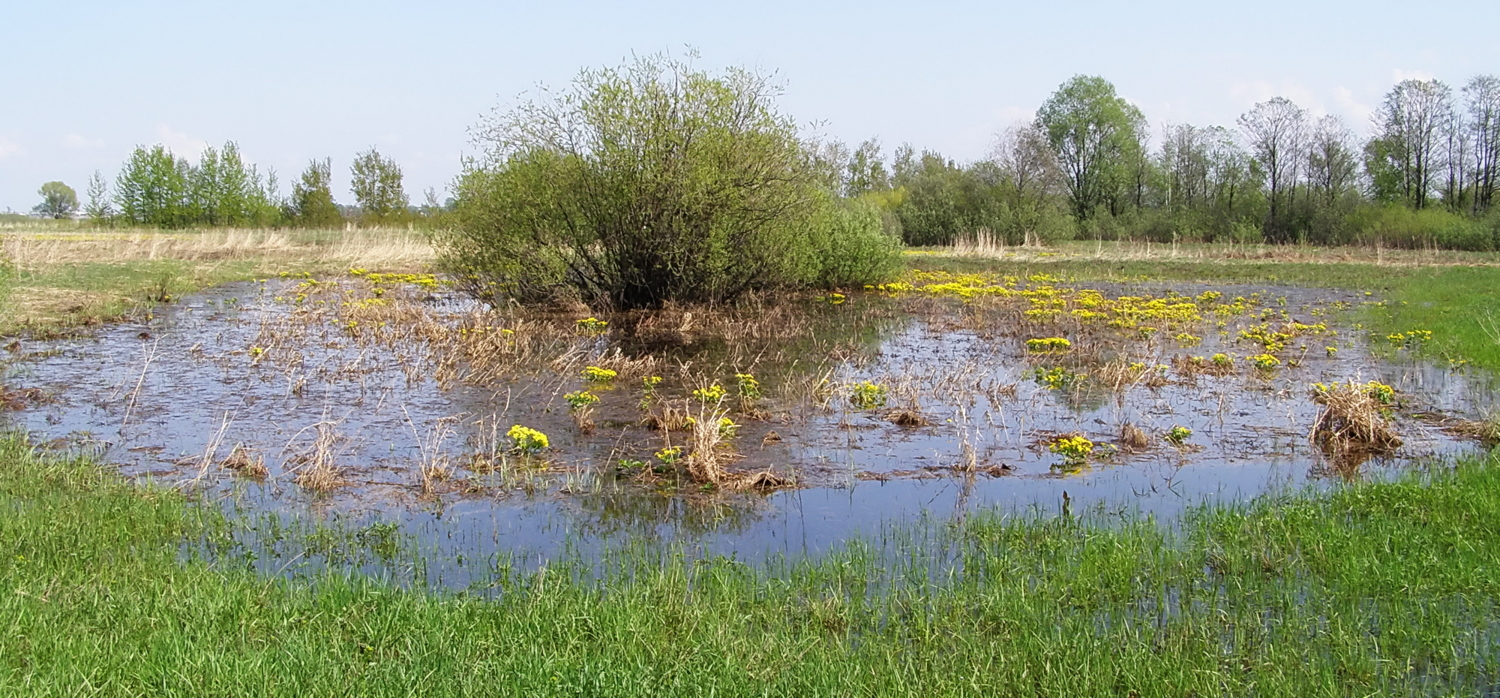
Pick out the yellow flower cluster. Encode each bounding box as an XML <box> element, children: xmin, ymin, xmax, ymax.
<box><xmin>1025</xmin><ymin>337</ymin><xmax>1072</xmax><ymax>353</ymax></box>
<box><xmin>507</xmin><ymin>425</ymin><xmax>549</xmax><ymax>454</ymax></box>
<box><xmin>563</xmin><ymin>390</ymin><xmax>600</xmax><ymax>410</ymax></box>
<box><xmin>1048</xmin><ymin>435</ymin><xmax>1095</xmax><ymax>464</ymax></box>
<box><xmin>850</xmin><ymin>381</ymin><xmax>888</xmax><ymax>409</ymax></box>
<box><xmin>693</xmin><ymin>384</ymin><xmax>727</xmax><ymax>403</ymax></box>
<box><xmin>582</xmin><ymin>366</ymin><xmax>617</xmax><ymax>382</ymax></box>
<box><xmin>1032</xmin><ymin>366</ymin><xmax>1086</xmax><ymax>391</ymax></box>
<box><xmin>1387</xmin><ymin>330</ymin><xmax>1433</xmax><ymax>347</ymax></box>
<box><xmin>734</xmin><ymin>373</ymin><xmax>762</xmax><ymax>399</ymax></box>
<box><xmin>1249</xmin><ymin>354</ymin><xmax>1281</xmax><ymax>370</ymax></box>
<box><xmin>366</xmin><ymin>272</ymin><xmax>440</xmax><ymax>289</ymax></box>
<box><xmin>1165</xmin><ymin>425</ymin><xmax>1192</xmax><ymax>446</ymax></box>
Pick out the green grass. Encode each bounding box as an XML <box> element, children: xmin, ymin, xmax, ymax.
<box><xmin>3</xmin><ymin>433</ymin><xmax>1499</xmax><ymax>695</ymax></box>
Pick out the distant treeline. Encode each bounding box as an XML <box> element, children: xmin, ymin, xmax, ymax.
<box><xmin>817</xmin><ymin>74</ymin><xmax>1500</xmax><ymax>250</ymax></box>
<box><xmin>74</xmin><ymin>144</ymin><xmax>450</xmax><ymax>228</ymax></box>
<box><xmin>43</xmin><ymin>71</ymin><xmax>1500</xmax><ymax>249</ymax></box>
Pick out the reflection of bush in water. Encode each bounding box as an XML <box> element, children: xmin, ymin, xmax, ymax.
<box><xmin>564</xmin><ymin>489</ymin><xmax>776</xmax><ymax>538</ymax></box>
<box><xmin>607</xmin><ymin>297</ymin><xmax>910</xmax><ymax>395</ymax></box>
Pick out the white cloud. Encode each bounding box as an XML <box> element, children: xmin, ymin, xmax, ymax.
<box><xmin>1333</xmin><ymin>87</ymin><xmax>1374</xmax><ymax>127</ymax></box>
<box><xmin>62</xmin><ymin>133</ymin><xmax>104</xmax><ymax>149</ymax></box>
<box><xmin>0</xmin><ymin>137</ymin><xmax>19</xmax><ymax>161</ymax></box>
<box><xmin>155</xmin><ymin>124</ymin><xmax>208</xmax><ymax>160</ymax></box>
<box><xmin>1391</xmin><ymin>68</ymin><xmax>1436</xmax><ymax>83</ymax></box>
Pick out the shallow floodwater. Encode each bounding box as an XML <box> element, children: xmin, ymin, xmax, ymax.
<box><xmin>1</xmin><ymin>277</ymin><xmax>1491</xmax><ymax>588</ymax></box>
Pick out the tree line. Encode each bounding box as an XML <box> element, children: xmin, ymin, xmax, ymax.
<box><xmin>38</xmin><ymin>144</ymin><xmax>448</xmax><ymax>228</ymax></box>
<box><xmin>817</xmin><ymin>74</ymin><xmax>1500</xmax><ymax>250</ymax></box>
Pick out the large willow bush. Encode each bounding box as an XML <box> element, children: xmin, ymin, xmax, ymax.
<box><xmin>442</xmin><ymin>53</ymin><xmax>899</xmax><ymax>310</ymax></box>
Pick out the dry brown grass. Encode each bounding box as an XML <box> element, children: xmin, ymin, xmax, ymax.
<box><xmin>1310</xmin><ymin>384</ymin><xmax>1402</xmax><ymax>458</ymax></box>
<box><xmin>1</xmin><ymin>226</ymin><xmax>433</xmax><ymax>271</ymax></box>
<box><xmin>933</xmin><ymin>237</ymin><xmax>1500</xmax><ymax>268</ymax></box>
<box><xmin>0</xmin><ymin>226</ymin><xmax>435</xmax><ymax>334</ymax></box>
<box><xmin>1447</xmin><ymin>415</ymin><xmax>1500</xmax><ymax>445</ymax></box>
<box><xmin>684</xmin><ymin>404</ymin><xmax>733</xmax><ymax>485</ymax></box>
<box><xmin>221</xmin><ymin>444</ymin><xmax>269</xmax><ymax>479</ymax></box>
<box><xmin>0</xmin><ymin>385</ymin><xmax>48</xmax><ymax>411</ymax></box>
<box><xmin>290</xmin><ymin>421</ymin><xmax>344</xmax><ymax>493</ymax></box>
<box><xmin>408</xmin><ymin>412</ymin><xmax>460</xmax><ymax>498</ymax></box>
<box><xmin>887</xmin><ymin>409</ymin><xmax>931</xmax><ymax>427</ymax></box>
<box><xmin>1119</xmin><ymin>423</ymin><xmax>1151</xmax><ymax>452</ymax></box>
<box><xmin>947</xmin><ymin>229</ymin><xmax>1048</xmax><ymax>257</ymax></box>
<box><xmin>642</xmin><ymin>403</ymin><xmax>696</xmax><ymax>432</ymax></box>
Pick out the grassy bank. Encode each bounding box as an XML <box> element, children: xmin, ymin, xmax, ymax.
<box><xmin>2</xmin><ymin>432</ymin><xmax>1498</xmax><ymax>695</ymax></box>
<box><xmin>0</xmin><ymin>225</ymin><xmax>434</xmax><ymax>335</ymax></box>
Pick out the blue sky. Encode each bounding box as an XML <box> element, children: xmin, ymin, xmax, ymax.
<box><xmin>2</xmin><ymin>0</ymin><xmax>1496</xmax><ymax>213</ymax></box>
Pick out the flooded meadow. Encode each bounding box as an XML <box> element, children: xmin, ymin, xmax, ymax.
<box><xmin>2</xmin><ymin>269</ymin><xmax>1492</xmax><ymax>587</ymax></box>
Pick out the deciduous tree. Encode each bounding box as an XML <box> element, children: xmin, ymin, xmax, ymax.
<box><xmin>350</xmin><ymin>148</ymin><xmax>408</xmax><ymax>224</ymax></box>
<box><xmin>33</xmin><ymin>181</ymin><xmax>79</xmax><ymax>219</ymax></box>
<box><xmin>289</xmin><ymin>158</ymin><xmax>342</xmax><ymax>228</ymax></box>
<box><xmin>1369</xmin><ymin>79</ymin><xmax>1453</xmax><ymax>210</ymax></box>
<box><xmin>1239</xmin><ymin>97</ymin><xmax>1308</xmax><ymax>242</ymax></box>
<box><xmin>1036</xmin><ymin>76</ymin><xmax>1146</xmax><ymax>220</ymax></box>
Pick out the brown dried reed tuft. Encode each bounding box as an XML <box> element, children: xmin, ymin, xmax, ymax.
<box><xmin>1447</xmin><ymin>414</ymin><xmax>1500</xmax><ymax>445</ymax></box>
<box><xmin>684</xmin><ymin>404</ymin><xmax>733</xmax><ymax>486</ymax></box>
<box><xmin>1119</xmin><ymin>423</ymin><xmax>1151</xmax><ymax>452</ymax></box>
<box><xmin>1310</xmin><ymin>383</ymin><xmax>1402</xmax><ymax>457</ymax></box>
<box><xmin>0</xmin><ymin>385</ymin><xmax>48</xmax><ymax>411</ymax></box>
<box><xmin>291</xmin><ymin>421</ymin><xmax>344</xmax><ymax>493</ymax></box>
<box><xmin>888</xmin><ymin>409</ymin><xmax>931</xmax><ymax>427</ymax></box>
<box><xmin>221</xmin><ymin>443</ymin><xmax>268</xmax><ymax>479</ymax></box>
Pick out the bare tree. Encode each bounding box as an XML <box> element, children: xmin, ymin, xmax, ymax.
<box><xmin>1465</xmin><ymin>75</ymin><xmax>1500</xmax><ymax>213</ymax></box>
<box><xmin>1238</xmin><ymin>97</ymin><xmax>1308</xmax><ymax>242</ymax></box>
<box><xmin>990</xmin><ymin>123</ymin><xmax>1059</xmax><ymax>203</ymax></box>
<box><xmin>1306</xmin><ymin>115</ymin><xmax>1359</xmax><ymax>206</ymax></box>
<box><xmin>1159</xmin><ymin>124</ymin><xmax>1213</xmax><ymax>211</ymax></box>
<box><xmin>1445</xmin><ymin>110</ymin><xmax>1471</xmax><ymax>210</ymax></box>
<box><xmin>1370</xmin><ymin>79</ymin><xmax>1453</xmax><ymax>209</ymax></box>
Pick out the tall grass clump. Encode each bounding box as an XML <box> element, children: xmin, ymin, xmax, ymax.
<box><xmin>443</xmin><ymin>52</ymin><xmax>899</xmax><ymax>311</ymax></box>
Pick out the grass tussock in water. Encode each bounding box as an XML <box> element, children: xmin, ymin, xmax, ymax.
<box><xmin>3</xmin><ymin>431</ymin><xmax>1500</xmax><ymax>695</ymax></box>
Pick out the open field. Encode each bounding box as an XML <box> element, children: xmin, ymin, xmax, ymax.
<box><xmin>0</xmin><ymin>223</ymin><xmax>433</xmax><ymax>334</ymax></box>
<box><xmin>4</xmin><ymin>230</ymin><xmax>1500</xmax><ymax>694</ymax></box>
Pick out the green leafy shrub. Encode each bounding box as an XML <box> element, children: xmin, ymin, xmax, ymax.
<box><xmin>1348</xmin><ymin>205</ymin><xmax>1493</xmax><ymax>251</ymax></box>
<box><xmin>443</xmin><ymin>53</ymin><xmax>899</xmax><ymax>310</ymax></box>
